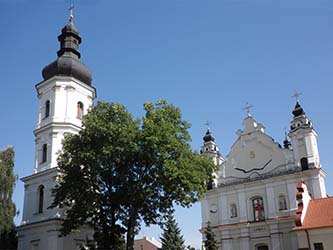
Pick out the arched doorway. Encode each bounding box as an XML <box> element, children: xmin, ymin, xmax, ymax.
<box><xmin>256</xmin><ymin>244</ymin><xmax>269</xmax><ymax>250</ymax></box>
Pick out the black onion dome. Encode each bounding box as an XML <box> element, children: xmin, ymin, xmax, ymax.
<box><xmin>61</xmin><ymin>21</ymin><xmax>79</xmax><ymax>35</ymax></box>
<box><xmin>42</xmin><ymin>20</ymin><xmax>92</xmax><ymax>85</ymax></box>
<box><xmin>203</xmin><ymin>128</ymin><xmax>215</xmax><ymax>142</ymax></box>
<box><xmin>42</xmin><ymin>57</ymin><xmax>92</xmax><ymax>85</ymax></box>
<box><xmin>292</xmin><ymin>101</ymin><xmax>305</xmax><ymax>117</ymax></box>
<box><xmin>283</xmin><ymin>138</ymin><xmax>291</xmax><ymax>148</ymax></box>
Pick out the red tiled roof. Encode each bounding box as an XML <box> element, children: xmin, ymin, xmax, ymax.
<box><xmin>294</xmin><ymin>197</ymin><xmax>333</xmax><ymax>230</ymax></box>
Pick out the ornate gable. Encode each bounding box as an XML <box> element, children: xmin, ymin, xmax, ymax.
<box><xmin>219</xmin><ymin>115</ymin><xmax>296</xmax><ymax>186</ymax></box>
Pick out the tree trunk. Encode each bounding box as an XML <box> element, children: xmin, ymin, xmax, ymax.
<box><xmin>126</xmin><ymin>207</ymin><xmax>138</xmax><ymax>250</ymax></box>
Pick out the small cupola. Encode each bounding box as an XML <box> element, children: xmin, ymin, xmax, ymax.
<box><xmin>203</xmin><ymin>128</ymin><xmax>215</xmax><ymax>143</ymax></box>
<box><xmin>292</xmin><ymin>101</ymin><xmax>305</xmax><ymax>117</ymax></box>
<box><xmin>42</xmin><ymin>11</ymin><xmax>92</xmax><ymax>85</ymax></box>
<box><xmin>283</xmin><ymin>132</ymin><xmax>291</xmax><ymax>149</ymax></box>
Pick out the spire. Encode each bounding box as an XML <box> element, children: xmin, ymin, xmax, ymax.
<box><xmin>57</xmin><ymin>7</ymin><xmax>81</xmax><ymax>59</ymax></box>
<box><xmin>42</xmin><ymin>9</ymin><xmax>92</xmax><ymax>85</ymax></box>
<box><xmin>283</xmin><ymin>130</ymin><xmax>291</xmax><ymax>149</ymax></box>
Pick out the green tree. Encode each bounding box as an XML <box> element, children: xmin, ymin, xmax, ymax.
<box><xmin>51</xmin><ymin>100</ymin><xmax>216</xmax><ymax>250</ymax></box>
<box><xmin>0</xmin><ymin>147</ymin><xmax>17</xmax><ymax>250</ymax></box>
<box><xmin>204</xmin><ymin>222</ymin><xmax>217</xmax><ymax>250</ymax></box>
<box><xmin>160</xmin><ymin>214</ymin><xmax>185</xmax><ymax>250</ymax></box>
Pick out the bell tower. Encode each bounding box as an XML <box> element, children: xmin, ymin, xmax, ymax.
<box><xmin>200</xmin><ymin>128</ymin><xmax>224</xmax><ymax>188</ymax></box>
<box><xmin>34</xmin><ymin>12</ymin><xmax>96</xmax><ymax>173</ymax></box>
<box><xmin>17</xmin><ymin>10</ymin><xmax>95</xmax><ymax>250</ymax></box>
<box><xmin>288</xmin><ymin>100</ymin><xmax>320</xmax><ymax>170</ymax></box>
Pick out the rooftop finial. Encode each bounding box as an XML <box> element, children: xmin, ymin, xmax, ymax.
<box><xmin>291</xmin><ymin>91</ymin><xmax>305</xmax><ymax>117</ymax></box>
<box><xmin>69</xmin><ymin>3</ymin><xmax>74</xmax><ymax>22</ymax></box>
<box><xmin>203</xmin><ymin>122</ymin><xmax>215</xmax><ymax>142</ymax></box>
<box><xmin>204</xmin><ymin>120</ymin><xmax>212</xmax><ymax>129</ymax></box>
<box><xmin>283</xmin><ymin>126</ymin><xmax>291</xmax><ymax>148</ymax></box>
<box><xmin>292</xmin><ymin>91</ymin><xmax>302</xmax><ymax>103</ymax></box>
<box><xmin>243</xmin><ymin>102</ymin><xmax>253</xmax><ymax>116</ymax></box>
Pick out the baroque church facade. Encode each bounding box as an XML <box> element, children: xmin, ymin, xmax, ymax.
<box><xmin>15</xmin><ymin>9</ymin><xmax>329</xmax><ymax>250</ymax></box>
<box><xmin>200</xmin><ymin>102</ymin><xmax>327</xmax><ymax>250</ymax></box>
<box><xmin>17</xmin><ymin>15</ymin><xmax>95</xmax><ymax>250</ymax></box>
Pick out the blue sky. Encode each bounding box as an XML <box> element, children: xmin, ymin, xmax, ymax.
<box><xmin>1</xmin><ymin>0</ymin><xmax>333</xmax><ymax>248</ymax></box>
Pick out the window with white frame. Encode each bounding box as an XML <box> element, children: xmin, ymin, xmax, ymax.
<box><xmin>45</xmin><ymin>100</ymin><xmax>50</xmax><ymax>118</ymax></box>
<box><xmin>77</xmin><ymin>102</ymin><xmax>84</xmax><ymax>119</ymax></box>
<box><xmin>314</xmin><ymin>242</ymin><xmax>324</xmax><ymax>250</ymax></box>
<box><xmin>278</xmin><ymin>195</ymin><xmax>287</xmax><ymax>211</ymax></box>
<box><xmin>37</xmin><ymin>185</ymin><xmax>44</xmax><ymax>213</ymax></box>
<box><xmin>256</xmin><ymin>244</ymin><xmax>269</xmax><ymax>250</ymax></box>
<box><xmin>252</xmin><ymin>196</ymin><xmax>265</xmax><ymax>221</ymax></box>
<box><xmin>41</xmin><ymin>144</ymin><xmax>47</xmax><ymax>163</ymax></box>
<box><xmin>230</xmin><ymin>204</ymin><xmax>237</xmax><ymax>218</ymax></box>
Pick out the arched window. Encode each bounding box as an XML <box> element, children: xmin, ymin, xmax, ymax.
<box><xmin>45</xmin><ymin>100</ymin><xmax>50</xmax><ymax>118</ymax></box>
<box><xmin>230</xmin><ymin>204</ymin><xmax>237</xmax><ymax>218</ymax></box>
<box><xmin>278</xmin><ymin>195</ymin><xmax>287</xmax><ymax>211</ymax></box>
<box><xmin>42</xmin><ymin>144</ymin><xmax>47</xmax><ymax>163</ymax></box>
<box><xmin>252</xmin><ymin>197</ymin><xmax>265</xmax><ymax>221</ymax></box>
<box><xmin>38</xmin><ymin>185</ymin><xmax>44</xmax><ymax>213</ymax></box>
<box><xmin>77</xmin><ymin>102</ymin><xmax>84</xmax><ymax>119</ymax></box>
<box><xmin>255</xmin><ymin>244</ymin><xmax>269</xmax><ymax>250</ymax></box>
<box><xmin>301</xmin><ymin>157</ymin><xmax>309</xmax><ymax>171</ymax></box>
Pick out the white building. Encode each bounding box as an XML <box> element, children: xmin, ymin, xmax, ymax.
<box><xmin>293</xmin><ymin>180</ymin><xmax>333</xmax><ymax>250</ymax></box>
<box><xmin>200</xmin><ymin>102</ymin><xmax>327</xmax><ymax>250</ymax></box>
<box><xmin>17</xmin><ymin>14</ymin><xmax>96</xmax><ymax>250</ymax></box>
<box><xmin>134</xmin><ymin>236</ymin><xmax>162</xmax><ymax>250</ymax></box>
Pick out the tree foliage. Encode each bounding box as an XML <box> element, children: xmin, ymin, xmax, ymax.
<box><xmin>204</xmin><ymin>222</ymin><xmax>217</xmax><ymax>250</ymax></box>
<box><xmin>0</xmin><ymin>147</ymin><xmax>17</xmax><ymax>250</ymax></box>
<box><xmin>160</xmin><ymin>214</ymin><xmax>185</xmax><ymax>250</ymax></box>
<box><xmin>51</xmin><ymin>100</ymin><xmax>216</xmax><ymax>250</ymax></box>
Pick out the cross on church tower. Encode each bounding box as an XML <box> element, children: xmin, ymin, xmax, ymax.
<box><xmin>69</xmin><ymin>3</ymin><xmax>74</xmax><ymax>22</ymax></box>
<box><xmin>243</xmin><ymin>102</ymin><xmax>253</xmax><ymax>116</ymax></box>
<box><xmin>292</xmin><ymin>91</ymin><xmax>302</xmax><ymax>102</ymax></box>
<box><xmin>204</xmin><ymin>121</ymin><xmax>212</xmax><ymax>128</ymax></box>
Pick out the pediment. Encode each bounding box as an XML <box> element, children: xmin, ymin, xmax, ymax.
<box><xmin>221</xmin><ymin>116</ymin><xmax>289</xmax><ymax>179</ymax></box>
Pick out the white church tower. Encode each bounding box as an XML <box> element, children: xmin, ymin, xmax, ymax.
<box><xmin>288</xmin><ymin>100</ymin><xmax>321</xmax><ymax>170</ymax></box>
<box><xmin>17</xmin><ymin>12</ymin><xmax>96</xmax><ymax>250</ymax></box>
<box><xmin>200</xmin><ymin>128</ymin><xmax>224</xmax><ymax>189</ymax></box>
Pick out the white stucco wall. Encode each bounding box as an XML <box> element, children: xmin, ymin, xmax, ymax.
<box><xmin>295</xmin><ymin>228</ymin><xmax>333</xmax><ymax>250</ymax></box>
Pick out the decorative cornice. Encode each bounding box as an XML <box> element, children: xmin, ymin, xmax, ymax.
<box><xmin>21</xmin><ymin>167</ymin><xmax>59</xmax><ymax>182</ymax></box>
<box><xmin>218</xmin><ymin>165</ymin><xmax>301</xmax><ymax>188</ymax></box>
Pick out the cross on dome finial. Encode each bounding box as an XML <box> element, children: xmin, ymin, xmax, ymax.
<box><xmin>292</xmin><ymin>91</ymin><xmax>302</xmax><ymax>102</ymax></box>
<box><xmin>243</xmin><ymin>102</ymin><xmax>253</xmax><ymax>116</ymax></box>
<box><xmin>291</xmin><ymin>91</ymin><xmax>305</xmax><ymax>117</ymax></box>
<box><xmin>203</xmin><ymin>121</ymin><xmax>215</xmax><ymax>142</ymax></box>
<box><xmin>204</xmin><ymin>121</ymin><xmax>212</xmax><ymax>129</ymax></box>
<box><xmin>69</xmin><ymin>3</ymin><xmax>74</xmax><ymax>22</ymax></box>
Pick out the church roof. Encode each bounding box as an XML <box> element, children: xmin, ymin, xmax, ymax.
<box><xmin>42</xmin><ymin>17</ymin><xmax>92</xmax><ymax>85</ymax></box>
<box><xmin>294</xmin><ymin>197</ymin><xmax>333</xmax><ymax>230</ymax></box>
<box><xmin>292</xmin><ymin>101</ymin><xmax>305</xmax><ymax>117</ymax></box>
<box><xmin>203</xmin><ymin>128</ymin><xmax>215</xmax><ymax>142</ymax></box>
